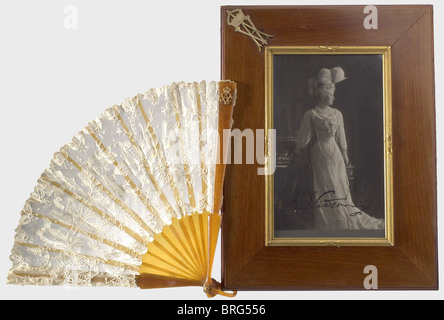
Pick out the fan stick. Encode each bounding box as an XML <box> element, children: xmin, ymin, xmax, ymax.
<box><xmin>86</xmin><ymin>127</ymin><xmax>166</xmax><ymax>227</ymax></box>
<box><xmin>113</xmin><ymin>107</ymin><xmax>179</xmax><ymax>218</ymax></box>
<box><xmin>151</xmin><ymin>236</ymin><xmax>199</xmax><ymax>277</ymax></box>
<box><xmin>171</xmin><ymin>86</ymin><xmax>198</xmax><ymax>211</ymax></box>
<box><xmin>206</xmin><ymin>81</ymin><xmax>236</xmax><ymax>293</ymax></box>
<box><xmin>139</xmin><ymin>213</ymin><xmax>211</xmax><ymax>283</ymax></box>
<box><xmin>24</xmin><ymin>211</ymin><xmax>141</xmax><ymax>260</ymax></box>
<box><xmin>180</xmin><ymin>216</ymin><xmax>207</xmax><ymax>279</ymax></box>
<box><xmin>141</xmin><ymin>257</ymin><xmax>197</xmax><ymax>280</ymax></box>
<box><xmin>59</xmin><ymin>149</ymin><xmax>157</xmax><ymax>237</ymax></box>
<box><xmin>136</xmin><ymin>96</ymin><xmax>187</xmax><ymax>217</ymax></box>
<box><xmin>136</xmin><ymin>273</ymin><xmax>202</xmax><ymax>289</ymax></box>
<box><xmin>197</xmin><ymin>90</ymin><xmax>209</xmax><ymax>211</ymax></box>
<box><xmin>39</xmin><ymin>175</ymin><xmax>149</xmax><ymax>248</ymax></box>
<box><xmin>212</xmin><ymin>81</ymin><xmax>236</xmax><ymax>214</ymax></box>
<box><xmin>15</xmin><ymin>241</ymin><xmax>140</xmax><ymax>272</ymax></box>
<box><xmin>169</xmin><ymin>222</ymin><xmax>203</xmax><ymax>278</ymax></box>
<box><xmin>10</xmin><ymin>269</ymin><xmax>138</xmax><ymax>287</ymax></box>
<box><xmin>206</xmin><ymin>212</ymin><xmax>222</xmax><ymax>286</ymax></box>
<box><xmin>198</xmin><ymin>212</ymin><xmax>208</xmax><ymax>275</ymax></box>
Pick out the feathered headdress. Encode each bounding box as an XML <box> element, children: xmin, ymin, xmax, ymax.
<box><xmin>308</xmin><ymin>67</ymin><xmax>346</xmax><ymax>96</ymax></box>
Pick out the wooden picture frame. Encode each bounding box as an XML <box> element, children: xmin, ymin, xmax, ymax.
<box><xmin>221</xmin><ymin>5</ymin><xmax>437</xmax><ymax>290</ymax></box>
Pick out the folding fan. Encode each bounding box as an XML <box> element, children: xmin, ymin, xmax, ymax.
<box><xmin>7</xmin><ymin>80</ymin><xmax>237</xmax><ymax>298</ymax></box>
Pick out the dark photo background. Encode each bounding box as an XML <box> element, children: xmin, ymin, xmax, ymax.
<box><xmin>273</xmin><ymin>54</ymin><xmax>385</xmax><ymax>237</ymax></box>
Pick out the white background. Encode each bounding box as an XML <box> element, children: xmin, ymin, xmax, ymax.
<box><xmin>0</xmin><ymin>0</ymin><xmax>442</xmax><ymax>300</ymax></box>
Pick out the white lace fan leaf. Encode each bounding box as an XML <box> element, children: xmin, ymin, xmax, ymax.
<box><xmin>8</xmin><ymin>81</ymin><xmax>236</xmax><ymax>296</ymax></box>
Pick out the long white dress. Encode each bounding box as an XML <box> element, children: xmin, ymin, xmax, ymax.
<box><xmin>297</xmin><ymin>107</ymin><xmax>384</xmax><ymax>230</ymax></box>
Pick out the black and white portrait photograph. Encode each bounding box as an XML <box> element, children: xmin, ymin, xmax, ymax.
<box><xmin>267</xmin><ymin>47</ymin><xmax>393</xmax><ymax>243</ymax></box>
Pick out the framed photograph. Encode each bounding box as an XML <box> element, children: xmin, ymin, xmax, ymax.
<box><xmin>221</xmin><ymin>5</ymin><xmax>437</xmax><ymax>290</ymax></box>
<box><xmin>265</xmin><ymin>46</ymin><xmax>393</xmax><ymax>246</ymax></box>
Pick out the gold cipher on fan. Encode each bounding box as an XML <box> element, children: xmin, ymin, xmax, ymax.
<box><xmin>7</xmin><ymin>81</ymin><xmax>236</xmax><ymax>298</ymax></box>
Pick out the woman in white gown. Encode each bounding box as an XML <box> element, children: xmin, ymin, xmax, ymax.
<box><xmin>296</xmin><ymin>67</ymin><xmax>384</xmax><ymax>230</ymax></box>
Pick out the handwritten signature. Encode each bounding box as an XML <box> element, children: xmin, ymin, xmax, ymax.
<box><xmin>304</xmin><ymin>190</ymin><xmax>369</xmax><ymax>216</ymax></box>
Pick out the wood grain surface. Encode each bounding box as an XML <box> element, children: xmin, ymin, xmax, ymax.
<box><xmin>221</xmin><ymin>5</ymin><xmax>437</xmax><ymax>290</ymax></box>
